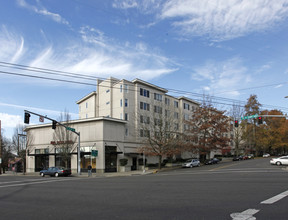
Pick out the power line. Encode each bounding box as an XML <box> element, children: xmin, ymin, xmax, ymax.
<box><xmin>1</xmin><ymin>61</ymin><xmax>288</xmax><ymax>113</ymax></box>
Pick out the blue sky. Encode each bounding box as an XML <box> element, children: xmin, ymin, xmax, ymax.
<box><xmin>1</xmin><ymin>0</ymin><xmax>288</xmax><ymax>139</ymax></box>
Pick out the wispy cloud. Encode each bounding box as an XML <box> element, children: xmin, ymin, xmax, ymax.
<box><xmin>191</xmin><ymin>57</ymin><xmax>251</xmax><ymax>96</ymax></box>
<box><xmin>160</xmin><ymin>0</ymin><xmax>288</xmax><ymax>41</ymax></box>
<box><xmin>17</xmin><ymin>0</ymin><xmax>69</xmax><ymax>25</ymax></box>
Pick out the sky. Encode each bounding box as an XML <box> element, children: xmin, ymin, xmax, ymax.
<box><xmin>1</xmin><ymin>0</ymin><xmax>288</xmax><ymax>139</ymax></box>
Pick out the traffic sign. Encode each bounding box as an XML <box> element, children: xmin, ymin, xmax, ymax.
<box><xmin>92</xmin><ymin>150</ymin><xmax>98</xmax><ymax>157</ymax></box>
<box><xmin>241</xmin><ymin>114</ymin><xmax>258</xmax><ymax>120</ymax></box>
<box><xmin>66</xmin><ymin>127</ymin><xmax>76</xmax><ymax>132</ymax></box>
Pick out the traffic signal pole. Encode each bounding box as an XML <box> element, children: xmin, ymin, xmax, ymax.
<box><xmin>24</xmin><ymin>110</ymin><xmax>81</xmax><ymax>175</ymax></box>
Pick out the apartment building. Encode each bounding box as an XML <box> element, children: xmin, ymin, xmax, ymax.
<box><xmin>25</xmin><ymin>77</ymin><xmax>202</xmax><ymax>174</ymax></box>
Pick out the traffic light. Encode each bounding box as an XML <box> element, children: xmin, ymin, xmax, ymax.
<box><xmin>258</xmin><ymin>117</ymin><xmax>263</xmax><ymax>124</ymax></box>
<box><xmin>234</xmin><ymin>120</ymin><xmax>239</xmax><ymax>127</ymax></box>
<box><xmin>52</xmin><ymin>120</ymin><xmax>57</xmax><ymax>129</ymax></box>
<box><xmin>24</xmin><ymin>112</ymin><xmax>30</xmax><ymax>124</ymax></box>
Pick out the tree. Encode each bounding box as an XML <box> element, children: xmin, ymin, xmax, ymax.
<box><xmin>0</xmin><ymin>135</ymin><xmax>13</xmax><ymax>173</ymax></box>
<box><xmin>185</xmin><ymin>99</ymin><xmax>231</xmax><ymax>161</ymax></box>
<box><xmin>52</xmin><ymin>111</ymin><xmax>77</xmax><ymax>168</ymax></box>
<box><xmin>242</xmin><ymin>94</ymin><xmax>262</xmax><ymax>155</ymax></box>
<box><xmin>230</xmin><ymin>103</ymin><xmax>245</xmax><ymax>156</ymax></box>
<box><xmin>138</xmin><ymin>99</ymin><xmax>185</xmax><ymax>169</ymax></box>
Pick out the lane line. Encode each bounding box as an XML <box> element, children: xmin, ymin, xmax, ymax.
<box><xmin>261</xmin><ymin>190</ymin><xmax>288</xmax><ymax>204</ymax></box>
<box><xmin>230</xmin><ymin>208</ymin><xmax>259</xmax><ymax>220</ymax></box>
<box><xmin>0</xmin><ymin>178</ymin><xmax>75</xmax><ymax>188</ymax></box>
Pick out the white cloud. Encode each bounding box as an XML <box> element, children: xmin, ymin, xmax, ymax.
<box><xmin>191</xmin><ymin>57</ymin><xmax>251</xmax><ymax>96</ymax></box>
<box><xmin>0</xmin><ymin>113</ymin><xmax>22</xmax><ymax>128</ymax></box>
<box><xmin>17</xmin><ymin>0</ymin><xmax>69</xmax><ymax>25</ymax></box>
<box><xmin>158</xmin><ymin>0</ymin><xmax>288</xmax><ymax>41</ymax></box>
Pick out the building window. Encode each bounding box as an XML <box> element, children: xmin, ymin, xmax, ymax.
<box><xmin>86</xmin><ymin>114</ymin><xmax>88</xmax><ymax>119</ymax></box>
<box><xmin>120</xmin><ymin>113</ymin><xmax>123</xmax><ymax>119</ymax></box>
<box><xmin>154</xmin><ymin>118</ymin><xmax>162</xmax><ymax>126</ymax></box>
<box><xmin>124</xmin><ymin>84</ymin><xmax>128</xmax><ymax>93</ymax></box>
<box><xmin>86</xmin><ymin>102</ymin><xmax>88</xmax><ymax>108</ymax></box>
<box><xmin>174</xmin><ymin>112</ymin><xmax>179</xmax><ymax>119</ymax></box>
<box><xmin>125</xmin><ymin>99</ymin><xmax>128</xmax><ymax>107</ymax></box>
<box><xmin>125</xmin><ymin>128</ymin><xmax>128</xmax><ymax>136</ymax></box>
<box><xmin>174</xmin><ymin>123</ymin><xmax>179</xmax><ymax>131</ymax></box>
<box><xmin>140</xmin><ymin>115</ymin><xmax>150</xmax><ymax>124</ymax></box>
<box><xmin>106</xmin><ymin>101</ymin><xmax>110</xmax><ymax>105</ymax></box>
<box><xmin>174</xmin><ymin>101</ymin><xmax>178</xmax><ymax>108</ymax></box>
<box><xmin>154</xmin><ymin>93</ymin><xmax>162</xmax><ymax>101</ymax></box>
<box><xmin>120</xmin><ymin>85</ymin><xmax>123</xmax><ymax>93</ymax></box>
<box><xmin>140</xmin><ymin>102</ymin><xmax>150</xmax><ymax>111</ymax></box>
<box><xmin>184</xmin><ymin>103</ymin><xmax>190</xmax><ymax>110</ymax></box>
<box><xmin>106</xmin><ymin>89</ymin><xmax>110</xmax><ymax>93</ymax></box>
<box><xmin>165</xmin><ymin>109</ymin><xmax>170</xmax><ymax>117</ymax></box>
<box><xmin>184</xmin><ymin>114</ymin><xmax>189</xmax><ymax>120</ymax></box>
<box><xmin>125</xmin><ymin>113</ymin><xmax>128</xmax><ymax>121</ymax></box>
<box><xmin>140</xmin><ymin>88</ymin><xmax>150</xmax><ymax>98</ymax></box>
<box><xmin>120</xmin><ymin>99</ymin><xmax>122</xmax><ymax>107</ymax></box>
<box><xmin>140</xmin><ymin>129</ymin><xmax>150</xmax><ymax>137</ymax></box>
<box><xmin>154</xmin><ymin>106</ymin><xmax>162</xmax><ymax>114</ymax></box>
<box><xmin>165</xmin><ymin>98</ymin><xmax>170</xmax><ymax>105</ymax></box>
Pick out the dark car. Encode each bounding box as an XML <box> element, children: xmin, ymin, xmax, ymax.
<box><xmin>204</xmin><ymin>158</ymin><xmax>219</xmax><ymax>165</ymax></box>
<box><xmin>40</xmin><ymin>167</ymin><xmax>71</xmax><ymax>177</ymax></box>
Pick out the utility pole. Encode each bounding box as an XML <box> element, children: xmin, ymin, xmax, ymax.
<box><xmin>0</xmin><ymin>120</ymin><xmax>2</xmax><ymax>175</ymax></box>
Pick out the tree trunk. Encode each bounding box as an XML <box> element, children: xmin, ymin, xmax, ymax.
<box><xmin>158</xmin><ymin>155</ymin><xmax>162</xmax><ymax>169</ymax></box>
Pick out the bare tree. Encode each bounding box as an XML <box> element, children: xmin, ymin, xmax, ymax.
<box><xmin>138</xmin><ymin>98</ymin><xmax>185</xmax><ymax>169</ymax></box>
<box><xmin>52</xmin><ymin>111</ymin><xmax>77</xmax><ymax>168</ymax></box>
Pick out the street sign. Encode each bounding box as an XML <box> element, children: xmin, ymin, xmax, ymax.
<box><xmin>92</xmin><ymin>150</ymin><xmax>98</xmax><ymax>157</ymax></box>
<box><xmin>241</xmin><ymin>114</ymin><xmax>258</xmax><ymax>120</ymax></box>
<box><xmin>66</xmin><ymin>127</ymin><xmax>76</xmax><ymax>132</ymax></box>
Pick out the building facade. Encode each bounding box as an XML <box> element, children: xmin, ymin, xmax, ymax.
<box><xmin>25</xmin><ymin>77</ymin><xmax>232</xmax><ymax>174</ymax></box>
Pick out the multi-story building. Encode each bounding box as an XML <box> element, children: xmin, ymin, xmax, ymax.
<box><xmin>25</xmin><ymin>77</ymin><xmax>205</xmax><ymax>174</ymax></box>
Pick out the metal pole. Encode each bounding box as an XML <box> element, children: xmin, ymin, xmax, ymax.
<box><xmin>78</xmin><ymin>132</ymin><xmax>81</xmax><ymax>175</ymax></box>
<box><xmin>143</xmin><ymin>151</ymin><xmax>145</xmax><ymax>173</ymax></box>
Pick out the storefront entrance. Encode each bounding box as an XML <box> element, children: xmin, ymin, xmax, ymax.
<box><xmin>35</xmin><ymin>155</ymin><xmax>49</xmax><ymax>172</ymax></box>
<box><xmin>105</xmin><ymin>146</ymin><xmax>117</xmax><ymax>172</ymax></box>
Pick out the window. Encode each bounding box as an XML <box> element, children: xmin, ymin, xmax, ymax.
<box><xmin>140</xmin><ymin>102</ymin><xmax>150</xmax><ymax>111</ymax></box>
<box><xmin>154</xmin><ymin>93</ymin><xmax>162</xmax><ymax>101</ymax></box>
<box><xmin>106</xmin><ymin>101</ymin><xmax>110</xmax><ymax>105</ymax></box>
<box><xmin>174</xmin><ymin>101</ymin><xmax>178</xmax><ymax>108</ymax></box>
<box><xmin>140</xmin><ymin>129</ymin><xmax>150</xmax><ymax>137</ymax></box>
<box><xmin>140</xmin><ymin>115</ymin><xmax>150</xmax><ymax>124</ymax></box>
<box><xmin>184</xmin><ymin>114</ymin><xmax>189</xmax><ymax>120</ymax></box>
<box><xmin>165</xmin><ymin>98</ymin><xmax>170</xmax><ymax>105</ymax></box>
<box><xmin>165</xmin><ymin>109</ymin><xmax>170</xmax><ymax>117</ymax></box>
<box><xmin>120</xmin><ymin>113</ymin><xmax>123</xmax><ymax>119</ymax></box>
<box><xmin>154</xmin><ymin>118</ymin><xmax>162</xmax><ymax>126</ymax></box>
<box><xmin>174</xmin><ymin>123</ymin><xmax>179</xmax><ymax>131</ymax></box>
<box><xmin>184</xmin><ymin>103</ymin><xmax>190</xmax><ymax>110</ymax></box>
<box><xmin>120</xmin><ymin>99</ymin><xmax>123</xmax><ymax>107</ymax></box>
<box><xmin>125</xmin><ymin>99</ymin><xmax>128</xmax><ymax>107</ymax></box>
<box><xmin>106</xmin><ymin>89</ymin><xmax>110</xmax><ymax>93</ymax></box>
<box><xmin>125</xmin><ymin>128</ymin><xmax>128</xmax><ymax>136</ymax></box>
<box><xmin>86</xmin><ymin>102</ymin><xmax>88</xmax><ymax>108</ymax></box>
<box><xmin>174</xmin><ymin>112</ymin><xmax>179</xmax><ymax>119</ymax></box>
<box><xmin>154</xmin><ymin>106</ymin><xmax>162</xmax><ymax>114</ymax></box>
<box><xmin>125</xmin><ymin>113</ymin><xmax>128</xmax><ymax>121</ymax></box>
<box><xmin>140</xmin><ymin>88</ymin><xmax>150</xmax><ymax>98</ymax></box>
<box><xmin>120</xmin><ymin>85</ymin><xmax>123</xmax><ymax>93</ymax></box>
<box><xmin>124</xmin><ymin>84</ymin><xmax>128</xmax><ymax>93</ymax></box>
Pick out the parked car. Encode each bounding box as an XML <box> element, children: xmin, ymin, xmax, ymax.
<box><xmin>263</xmin><ymin>153</ymin><xmax>270</xmax><ymax>157</ymax></box>
<box><xmin>204</xmin><ymin>158</ymin><xmax>219</xmax><ymax>165</ymax></box>
<box><xmin>270</xmin><ymin>156</ymin><xmax>288</xmax><ymax>166</ymax></box>
<box><xmin>233</xmin><ymin>156</ymin><xmax>243</xmax><ymax>161</ymax></box>
<box><xmin>247</xmin><ymin>154</ymin><xmax>254</xmax><ymax>159</ymax></box>
<box><xmin>40</xmin><ymin>167</ymin><xmax>72</xmax><ymax>177</ymax></box>
<box><xmin>182</xmin><ymin>159</ymin><xmax>200</xmax><ymax>168</ymax></box>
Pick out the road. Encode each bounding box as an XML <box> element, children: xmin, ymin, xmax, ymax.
<box><xmin>0</xmin><ymin>158</ymin><xmax>287</xmax><ymax>220</ymax></box>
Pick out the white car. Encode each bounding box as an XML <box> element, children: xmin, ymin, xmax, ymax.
<box><xmin>182</xmin><ymin>159</ymin><xmax>200</xmax><ymax>168</ymax></box>
<box><xmin>263</xmin><ymin>153</ymin><xmax>270</xmax><ymax>157</ymax></box>
<box><xmin>270</xmin><ymin>156</ymin><xmax>288</xmax><ymax>166</ymax></box>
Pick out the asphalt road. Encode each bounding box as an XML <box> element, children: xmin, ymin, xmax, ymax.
<box><xmin>0</xmin><ymin>158</ymin><xmax>287</xmax><ymax>220</ymax></box>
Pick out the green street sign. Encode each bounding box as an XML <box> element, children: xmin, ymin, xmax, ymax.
<box><xmin>66</xmin><ymin>127</ymin><xmax>76</xmax><ymax>132</ymax></box>
<box><xmin>241</xmin><ymin>114</ymin><xmax>258</xmax><ymax>120</ymax></box>
<box><xmin>92</xmin><ymin>150</ymin><xmax>98</xmax><ymax>157</ymax></box>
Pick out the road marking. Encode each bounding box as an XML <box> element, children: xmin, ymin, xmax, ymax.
<box><xmin>230</xmin><ymin>208</ymin><xmax>259</xmax><ymax>220</ymax></box>
<box><xmin>0</xmin><ymin>178</ymin><xmax>75</xmax><ymax>188</ymax></box>
<box><xmin>209</xmin><ymin>163</ymin><xmax>243</xmax><ymax>171</ymax></box>
<box><xmin>261</xmin><ymin>190</ymin><xmax>288</xmax><ymax>204</ymax></box>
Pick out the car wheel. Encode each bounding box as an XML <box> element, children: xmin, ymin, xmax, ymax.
<box><xmin>276</xmin><ymin>161</ymin><xmax>282</xmax><ymax>166</ymax></box>
<box><xmin>190</xmin><ymin>164</ymin><xmax>193</xmax><ymax>168</ymax></box>
<box><xmin>55</xmin><ymin>172</ymin><xmax>59</xmax><ymax>177</ymax></box>
<box><xmin>40</xmin><ymin>172</ymin><xmax>45</xmax><ymax>177</ymax></box>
